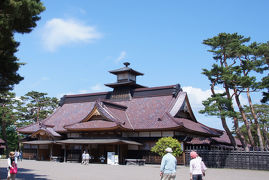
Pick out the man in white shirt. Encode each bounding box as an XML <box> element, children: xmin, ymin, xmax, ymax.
<box><xmin>160</xmin><ymin>147</ymin><xmax>177</xmax><ymax>180</ymax></box>
<box><xmin>85</xmin><ymin>152</ymin><xmax>90</xmax><ymax>165</ymax></box>
<box><xmin>81</xmin><ymin>151</ymin><xmax>86</xmax><ymax>165</ymax></box>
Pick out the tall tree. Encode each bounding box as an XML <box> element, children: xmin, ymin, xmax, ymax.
<box><xmin>200</xmin><ymin>66</ymin><xmax>238</xmax><ymax>148</ymax></box>
<box><xmin>257</xmin><ymin>42</ymin><xmax>269</xmax><ymax>103</ymax></box>
<box><xmin>0</xmin><ymin>0</ymin><xmax>45</xmax><ymax>93</ymax></box>
<box><xmin>229</xmin><ymin>42</ymin><xmax>268</xmax><ymax>150</ymax></box>
<box><xmin>202</xmin><ymin>33</ymin><xmax>251</xmax><ymax>149</ymax></box>
<box><xmin>203</xmin><ymin>33</ymin><xmax>268</xmax><ymax>150</ymax></box>
<box><xmin>239</xmin><ymin>104</ymin><xmax>269</xmax><ymax>150</ymax></box>
<box><xmin>0</xmin><ymin>91</ymin><xmax>21</xmax><ymax>155</ymax></box>
<box><xmin>20</xmin><ymin>91</ymin><xmax>59</xmax><ymax>124</ymax></box>
<box><xmin>256</xmin><ymin>104</ymin><xmax>269</xmax><ymax>150</ymax></box>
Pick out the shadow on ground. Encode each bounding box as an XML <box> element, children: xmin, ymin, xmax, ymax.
<box><xmin>0</xmin><ymin>167</ymin><xmax>48</xmax><ymax>180</ymax></box>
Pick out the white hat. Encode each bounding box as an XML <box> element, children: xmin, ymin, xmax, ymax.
<box><xmin>165</xmin><ymin>147</ymin><xmax>173</xmax><ymax>153</ymax></box>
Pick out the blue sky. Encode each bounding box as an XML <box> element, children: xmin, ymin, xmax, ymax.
<box><xmin>13</xmin><ymin>0</ymin><xmax>269</xmax><ymax>130</ymax></box>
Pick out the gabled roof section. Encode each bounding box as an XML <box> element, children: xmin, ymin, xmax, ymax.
<box><xmin>169</xmin><ymin>92</ymin><xmax>197</xmax><ymax>122</ymax></box>
<box><xmin>17</xmin><ymin>122</ymin><xmax>41</xmax><ymax>134</ymax></box>
<box><xmin>81</xmin><ymin>100</ymin><xmax>122</xmax><ymax>124</ymax></box>
<box><xmin>64</xmin><ymin>120</ymin><xmax>121</xmax><ymax>131</ymax></box>
<box><xmin>65</xmin><ymin>100</ymin><xmax>128</xmax><ymax>131</ymax></box>
<box><xmin>31</xmin><ymin>127</ymin><xmax>61</xmax><ymax>138</ymax></box>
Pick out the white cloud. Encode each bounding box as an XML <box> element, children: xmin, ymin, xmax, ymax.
<box><xmin>182</xmin><ymin>86</ymin><xmax>222</xmax><ymax>109</ymax></box>
<box><xmin>41</xmin><ymin>77</ymin><xmax>49</xmax><ymax>81</ymax></box>
<box><xmin>42</xmin><ymin>18</ymin><xmax>102</xmax><ymax>51</ymax></box>
<box><xmin>57</xmin><ymin>92</ymin><xmax>75</xmax><ymax>99</ymax></box>
<box><xmin>115</xmin><ymin>51</ymin><xmax>127</xmax><ymax>63</ymax></box>
<box><xmin>89</xmin><ymin>84</ymin><xmax>108</xmax><ymax>92</ymax></box>
<box><xmin>78</xmin><ymin>84</ymin><xmax>108</xmax><ymax>94</ymax></box>
<box><xmin>182</xmin><ymin>86</ymin><xmax>248</xmax><ymax>111</ymax></box>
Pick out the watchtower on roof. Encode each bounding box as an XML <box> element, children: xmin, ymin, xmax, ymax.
<box><xmin>105</xmin><ymin>62</ymin><xmax>146</xmax><ymax>100</ymax></box>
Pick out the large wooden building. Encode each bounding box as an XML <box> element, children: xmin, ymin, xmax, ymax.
<box><xmin>18</xmin><ymin>63</ymin><xmax>237</xmax><ymax>164</ymax></box>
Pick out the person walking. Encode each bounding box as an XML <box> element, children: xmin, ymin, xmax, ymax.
<box><xmin>19</xmin><ymin>150</ymin><xmax>23</xmax><ymax>161</ymax></box>
<box><xmin>160</xmin><ymin>147</ymin><xmax>177</xmax><ymax>180</ymax></box>
<box><xmin>14</xmin><ymin>150</ymin><xmax>19</xmax><ymax>160</ymax></box>
<box><xmin>81</xmin><ymin>151</ymin><xmax>86</xmax><ymax>165</ymax></box>
<box><xmin>189</xmin><ymin>151</ymin><xmax>207</xmax><ymax>180</ymax></box>
<box><xmin>7</xmin><ymin>151</ymin><xmax>18</xmax><ymax>180</ymax></box>
<box><xmin>85</xmin><ymin>152</ymin><xmax>90</xmax><ymax>165</ymax></box>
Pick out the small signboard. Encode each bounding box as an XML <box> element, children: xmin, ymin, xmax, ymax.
<box><xmin>107</xmin><ymin>152</ymin><xmax>115</xmax><ymax>165</ymax></box>
<box><xmin>114</xmin><ymin>155</ymin><xmax>119</xmax><ymax>165</ymax></box>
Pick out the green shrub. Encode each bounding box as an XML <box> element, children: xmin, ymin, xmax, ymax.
<box><xmin>151</xmin><ymin>137</ymin><xmax>182</xmax><ymax>157</ymax></box>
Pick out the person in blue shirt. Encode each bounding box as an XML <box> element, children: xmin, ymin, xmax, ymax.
<box><xmin>160</xmin><ymin>147</ymin><xmax>177</xmax><ymax>180</ymax></box>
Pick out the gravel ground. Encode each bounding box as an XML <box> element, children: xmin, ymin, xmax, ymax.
<box><xmin>0</xmin><ymin>159</ymin><xmax>268</xmax><ymax>180</ymax></box>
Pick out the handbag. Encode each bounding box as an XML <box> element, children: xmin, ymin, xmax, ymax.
<box><xmin>9</xmin><ymin>162</ymin><xmax>17</xmax><ymax>174</ymax></box>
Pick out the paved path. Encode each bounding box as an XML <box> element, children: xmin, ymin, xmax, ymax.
<box><xmin>0</xmin><ymin>159</ymin><xmax>269</xmax><ymax>180</ymax></box>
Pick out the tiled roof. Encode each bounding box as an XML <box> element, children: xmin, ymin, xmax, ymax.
<box><xmin>46</xmin><ymin>127</ymin><xmax>61</xmax><ymax>137</ymax></box>
<box><xmin>0</xmin><ymin>138</ymin><xmax>5</xmax><ymax>143</ymax></box>
<box><xmin>187</xmin><ymin>131</ymin><xmax>242</xmax><ymax>147</ymax></box>
<box><xmin>212</xmin><ymin>131</ymin><xmax>242</xmax><ymax>146</ymax></box>
<box><xmin>44</xmin><ymin>102</ymin><xmax>96</xmax><ymax>132</ymax></box>
<box><xmin>17</xmin><ymin>122</ymin><xmax>40</xmax><ymax>134</ymax></box>
<box><xmin>17</xmin><ymin>85</ymin><xmax>220</xmax><ymax>137</ymax></box>
<box><xmin>187</xmin><ymin>137</ymin><xmax>211</xmax><ymax>145</ymax></box>
<box><xmin>64</xmin><ymin>120</ymin><xmax>120</xmax><ymax>131</ymax></box>
<box><xmin>109</xmin><ymin>67</ymin><xmax>144</xmax><ymax>75</ymax></box>
<box><xmin>173</xmin><ymin>118</ymin><xmax>220</xmax><ymax>136</ymax></box>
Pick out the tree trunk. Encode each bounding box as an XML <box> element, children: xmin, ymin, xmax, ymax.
<box><xmin>211</xmin><ymin>85</ymin><xmax>237</xmax><ymax>148</ymax></box>
<box><xmin>234</xmin><ymin>89</ymin><xmax>255</xmax><ymax>147</ymax></box>
<box><xmin>247</xmin><ymin>88</ymin><xmax>264</xmax><ymax>150</ymax></box>
<box><xmin>262</xmin><ymin>124</ymin><xmax>269</xmax><ymax>151</ymax></box>
<box><xmin>233</xmin><ymin>116</ymin><xmax>249</xmax><ymax>151</ymax></box>
<box><xmin>222</xmin><ymin>82</ymin><xmax>248</xmax><ymax>150</ymax></box>
<box><xmin>221</xmin><ymin>116</ymin><xmax>237</xmax><ymax>148</ymax></box>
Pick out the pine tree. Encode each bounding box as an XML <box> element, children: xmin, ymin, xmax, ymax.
<box><xmin>20</xmin><ymin>91</ymin><xmax>59</xmax><ymax>124</ymax></box>
<box><xmin>202</xmin><ymin>33</ymin><xmax>251</xmax><ymax>149</ymax></box>
<box><xmin>0</xmin><ymin>0</ymin><xmax>45</xmax><ymax>93</ymax></box>
<box><xmin>0</xmin><ymin>91</ymin><xmax>21</xmax><ymax>155</ymax></box>
<box><xmin>202</xmin><ymin>33</ymin><xmax>269</xmax><ymax>150</ymax></box>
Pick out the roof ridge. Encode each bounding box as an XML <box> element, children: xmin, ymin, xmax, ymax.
<box><xmin>62</xmin><ymin>84</ymin><xmax>178</xmax><ymax>98</ymax></box>
<box><xmin>101</xmin><ymin>100</ymin><xmax>128</xmax><ymax>110</ymax></box>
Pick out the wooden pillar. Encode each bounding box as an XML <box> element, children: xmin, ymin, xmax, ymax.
<box><xmin>117</xmin><ymin>144</ymin><xmax>120</xmax><ymax>155</ymax></box>
<box><xmin>117</xmin><ymin>144</ymin><xmax>120</xmax><ymax>164</ymax></box>
<box><xmin>64</xmin><ymin>144</ymin><xmax>67</xmax><ymax>162</ymax></box>
<box><xmin>50</xmin><ymin>143</ymin><xmax>53</xmax><ymax>160</ymax></box>
<box><xmin>37</xmin><ymin>145</ymin><xmax>39</xmax><ymax>160</ymax></box>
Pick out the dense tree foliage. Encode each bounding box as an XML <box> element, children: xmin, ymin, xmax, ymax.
<box><xmin>0</xmin><ymin>91</ymin><xmax>21</xmax><ymax>154</ymax></box>
<box><xmin>151</xmin><ymin>137</ymin><xmax>182</xmax><ymax>157</ymax></box>
<box><xmin>0</xmin><ymin>91</ymin><xmax>58</xmax><ymax>154</ymax></box>
<box><xmin>0</xmin><ymin>0</ymin><xmax>45</xmax><ymax>93</ymax></box>
<box><xmin>238</xmin><ymin>104</ymin><xmax>269</xmax><ymax>150</ymax></box>
<box><xmin>201</xmin><ymin>33</ymin><xmax>269</xmax><ymax>150</ymax></box>
<box><xmin>19</xmin><ymin>91</ymin><xmax>59</xmax><ymax>126</ymax></box>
